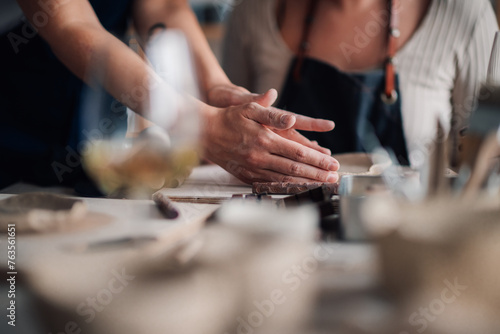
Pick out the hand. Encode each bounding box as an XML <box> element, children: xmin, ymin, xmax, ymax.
<box><xmin>206</xmin><ymin>83</ymin><xmax>276</xmax><ymax>108</ymax></box>
<box><xmin>201</xmin><ymin>102</ymin><xmax>340</xmax><ymax>184</ymax></box>
<box><xmin>207</xmin><ymin>84</ymin><xmax>334</xmax><ymax>155</ymax></box>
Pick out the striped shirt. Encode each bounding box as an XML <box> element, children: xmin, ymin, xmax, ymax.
<box><xmin>222</xmin><ymin>0</ymin><xmax>498</xmax><ymax>166</ymax></box>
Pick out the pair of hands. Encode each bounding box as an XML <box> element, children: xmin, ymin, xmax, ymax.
<box><xmin>201</xmin><ymin>84</ymin><xmax>340</xmax><ymax>184</ymax></box>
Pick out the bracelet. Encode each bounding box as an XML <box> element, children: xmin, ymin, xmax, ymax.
<box><xmin>147</xmin><ymin>23</ymin><xmax>167</xmax><ymax>39</ymax></box>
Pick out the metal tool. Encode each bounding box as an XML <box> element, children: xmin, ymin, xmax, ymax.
<box><xmin>338</xmin><ymin>175</ymin><xmax>387</xmax><ymax>241</ymax></box>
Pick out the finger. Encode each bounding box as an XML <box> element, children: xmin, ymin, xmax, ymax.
<box><xmin>309</xmin><ymin>140</ymin><xmax>334</xmax><ymax>154</ymax></box>
<box><xmin>275</xmin><ymin>129</ymin><xmax>331</xmax><ymax>155</ymax></box>
<box><xmin>227</xmin><ymin>88</ymin><xmax>278</xmax><ymax>107</ymax></box>
<box><xmin>237</xmin><ymin>166</ymin><xmax>322</xmax><ymax>184</ymax></box>
<box><xmin>270</xmin><ymin>136</ymin><xmax>340</xmax><ymax>172</ymax></box>
<box><xmin>252</xmin><ymin>89</ymin><xmax>278</xmax><ymax>108</ymax></box>
<box><xmin>241</xmin><ymin>103</ymin><xmax>296</xmax><ymax>130</ymax></box>
<box><xmin>269</xmin><ymin>107</ymin><xmax>334</xmax><ymax>132</ymax></box>
<box><xmin>262</xmin><ymin>154</ymin><xmax>339</xmax><ymax>183</ymax></box>
<box><xmin>310</xmin><ymin>140</ymin><xmax>328</xmax><ymax>152</ymax></box>
<box><xmin>208</xmin><ymin>85</ymin><xmax>251</xmax><ymax>107</ymax></box>
<box><xmin>284</xmin><ymin>130</ymin><xmax>332</xmax><ymax>155</ymax></box>
<box><xmin>294</xmin><ymin>114</ymin><xmax>335</xmax><ymax>131</ymax></box>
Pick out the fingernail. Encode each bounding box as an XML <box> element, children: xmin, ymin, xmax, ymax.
<box><xmin>327</xmin><ymin>161</ymin><xmax>339</xmax><ymax>171</ymax></box>
<box><xmin>327</xmin><ymin>173</ymin><xmax>338</xmax><ymax>183</ymax></box>
<box><xmin>280</xmin><ymin>114</ymin><xmax>292</xmax><ymax>125</ymax></box>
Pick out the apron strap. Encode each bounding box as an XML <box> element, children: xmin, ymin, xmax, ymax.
<box><xmin>382</xmin><ymin>0</ymin><xmax>400</xmax><ymax>105</ymax></box>
<box><xmin>293</xmin><ymin>0</ymin><xmax>320</xmax><ymax>81</ymax></box>
<box><xmin>276</xmin><ymin>0</ymin><xmax>287</xmax><ymax>31</ymax></box>
<box><xmin>293</xmin><ymin>0</ymin><xmax>400</xmax><ymax>105</ymax></box>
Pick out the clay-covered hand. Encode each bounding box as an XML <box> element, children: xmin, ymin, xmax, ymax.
<box><xmin>206</xmin><ymin>83</ymin><xmax>273</xmax><ymax>108</ymax></box>
<box><xmin>207</xmin><ymin>85</ymin><xmax>334</xmax><ymax>154</ymax></box>
<box><xmin>201</xmin><ymin>101</ymin><xmax>340</xmax><ymax>184</ymax></box>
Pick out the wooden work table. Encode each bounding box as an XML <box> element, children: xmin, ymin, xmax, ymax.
<box><xmin>0</xmin><ymin>165</ymin><xmax>379</xmax><ymax>334</ymax></box>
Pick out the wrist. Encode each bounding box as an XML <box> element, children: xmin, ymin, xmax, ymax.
<box><xmin>198</xmin><ymin>103</ymin><xmax>221</xmax><ymax>155</ymax></box>
<box><xmin>199</xmin><ymin>102</ymin><xmax>220</xmax><ymax>130</ymax></box>
<box><xmin>201</xmin><ymin>72</ymin><xmax>232</xmax><ymax>96</ymax></box>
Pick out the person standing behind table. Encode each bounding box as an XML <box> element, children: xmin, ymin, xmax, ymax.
<box><xmin>0</xmin><ymin>0</ymin><xmax>341</xmax><ymax>193</ymax></box>
<box><xmin>223</xmin><ymin>0</ymin><xmax>498</xmax><ymax>166</ymax></box>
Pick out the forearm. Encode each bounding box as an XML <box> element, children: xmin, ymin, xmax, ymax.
<box><xmin>16</xmin><ymin>0</ymin><xmax>157</xmax><ymax>115</ymax></box>
<box><xmin>133</xmin><ymin>0</ymin><xmax>231</xmax><ymax>99</ymax></box>
<box><xmin>51</xmin><ymin>24</ymin><xmax>155</xmax><ymax>114</ymax></box>
<box><xmin>59</xmin><ymin>26</ymin><xmax>218</xmax><ymax>145</ymax></box>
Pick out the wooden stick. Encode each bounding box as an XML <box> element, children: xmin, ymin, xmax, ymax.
<box><xmin>167</xmin><ymin>196</ymin><xmax>229</xmax><ymax>204</ymax></box>
<box><xmin>152</xmin><ymin>192</ymin><xmax>180</xmax><ymax>219</ymax></box>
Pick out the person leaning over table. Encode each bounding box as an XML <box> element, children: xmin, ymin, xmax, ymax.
<box><xmin>0</xmin><ymin>0</ymin><xmax>340</xmax><ymax>193</ymax></box>
<box><xmin>223</xmin><ymin>0</ymin><xmax>498</xmax><ymax>167</ymax></box>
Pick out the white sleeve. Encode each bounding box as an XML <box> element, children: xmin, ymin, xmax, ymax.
<box><xmin>450</xmin><ymin>0</ymin><xmax>498</xmax><ymax>164</ymax></box>
<box><xmin>451</xmin><ymin>0</ymin><xmax>498</xmax><ymax>133</ymax></box>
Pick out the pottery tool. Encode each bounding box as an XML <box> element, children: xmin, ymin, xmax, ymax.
<box><xmin>63</xmin><ymin>206</ymin><xmax>217</xmax><ymax>255</ymax></box>
<box><xmin>164</xmin><ymin>194</ymin><xmax>274</xmax><ymax>205</ymax></box>
<box><xmin>63</xmin><ymin>236</ymin><xmax>159</xmax><ymax>253</ymax></box>
<box><xmin>162</xmin><ymin>196</ymin><xmax>227</xmax><ymax>204</ymax></box>
<box><xmin>152</xmin><ymin>192</ymin><xmax>180</xmax><ymax>219</ymax></box>
<box><xmin>426</xmin><ymin>120</ymin><xmax>449</xmax><ymax>197</ymax></box>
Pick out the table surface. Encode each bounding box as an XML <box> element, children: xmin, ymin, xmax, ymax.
<box><xmin>0</xmin><ymin>165</ymin><xmax>379</xmax><ymax>334</ymax></box>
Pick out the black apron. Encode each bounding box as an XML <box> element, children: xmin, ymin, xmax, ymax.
<box><xmin>0</xmin><ymin>0</ymin><xmax>132</xmax><ymax>193</ymax></box>
<box><xmin>276</xmin><ymin>0</ymin><xmax>409</xmax><ymax>165</ymax></box>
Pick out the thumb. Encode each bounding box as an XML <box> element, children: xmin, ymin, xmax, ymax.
<box><xmin>252</xmin><ymin>89</ymin><xmax>278</xmax><ymax>108</ymax></box>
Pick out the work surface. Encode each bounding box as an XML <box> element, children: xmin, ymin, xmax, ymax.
<box><xmin>0</xmin><ymin>165</ymin><xmax>380</xmax><ymax>334</ymax></box>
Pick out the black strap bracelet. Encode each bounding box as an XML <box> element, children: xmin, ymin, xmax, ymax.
<box><xmin>147</xmin><ymin>23</ymin><xmax>167</xmax><ymax>38</ymax></box>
